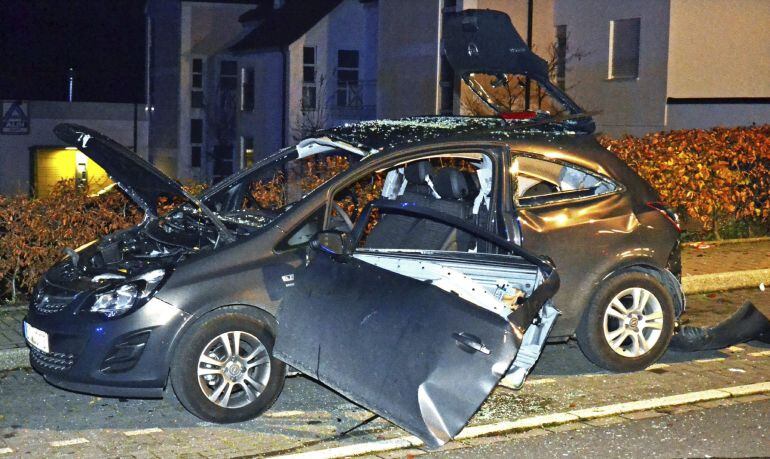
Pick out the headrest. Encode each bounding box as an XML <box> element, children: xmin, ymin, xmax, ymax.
<box><xmin>434</xmin><ymin>168</ymin><xmax>469</xmax><ymax>200</ymax></box>
<box><xmin>404</xmin><ymin>160</ymin><xmax>433</xmax><ymax>184</ymax></box>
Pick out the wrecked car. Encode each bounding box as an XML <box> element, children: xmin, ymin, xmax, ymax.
<box><xmin>23</xmin><ymin>10</ymin><xmax>682</xmax><ymax>448</ymax></box>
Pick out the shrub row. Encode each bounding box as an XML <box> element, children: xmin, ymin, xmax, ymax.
<box><xmin>598</xmin><ymin>125</ymin><xmax>770</xmax><ymax>239</ymax></box>
<box><xmin>1</xmin><ymin>125</ymin><xmax>767</xmax><ymax>302</ymax></box>
<box><xmin>0</xmin><ymin>182</ymin><xmax>142</xmax><ymax>302</ymax></box>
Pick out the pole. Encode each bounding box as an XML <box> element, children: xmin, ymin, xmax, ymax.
<box><xmin>524</xmin><ymin>0</ymin><xmax>533</xmax><ymax>110</ymax></box>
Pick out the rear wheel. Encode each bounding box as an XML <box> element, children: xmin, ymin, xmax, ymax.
<box><xmin>171</xmin><ymin>307</ymin><xmax>286</xmax><ymax>423</ymax></box>
<box><xmin>576</xmin><ymin>271</ymin><xmax>675</xmax><ymax>372</ymax></box>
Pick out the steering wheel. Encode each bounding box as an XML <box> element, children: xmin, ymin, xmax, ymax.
<box><xmin>331</xmin><ymin>201</ymin><xmax>354</xmax><ymax>231</ymax></box>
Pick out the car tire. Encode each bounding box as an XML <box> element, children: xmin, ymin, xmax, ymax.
<box><xmin>576</xmin><ymin>270</ymin><xmax>675</xmax><ymax>372</ymax></box>
<box><xmin>170</xmin><ymin>306</ymin><xmax>286</xmax><ymax>423</ymax></box>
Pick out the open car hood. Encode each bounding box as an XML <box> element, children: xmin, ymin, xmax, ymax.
<box><xmin>443</xmin><ymin>9</ymin><xmax>592</xmax><ymax>130</ymax></box>
<box><xmin>54</xmin><ymin>123</ymin><xmax>188</xmax><ymax>218</ymax></box>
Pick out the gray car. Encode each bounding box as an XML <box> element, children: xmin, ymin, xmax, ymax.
<box><xmin>23</xmin><ymin>10</ymin><xmax>682</xmax><ymax>449</ymax></box>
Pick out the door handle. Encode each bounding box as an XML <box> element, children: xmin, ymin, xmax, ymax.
<box><xmin>453</xmin><ymin>332</ymin><xmax>491</xmax><ymax>355</ymax></box>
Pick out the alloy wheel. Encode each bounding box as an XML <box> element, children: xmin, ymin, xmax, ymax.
<box><xmin>602</xmin><ymin>287</ymin><xmax>664</xmax><ymax>357</ymax></box>
<box><xmin>197</xmin><ymin>331</ymin><xmax>271</xmax><ymax>409</ymax></box>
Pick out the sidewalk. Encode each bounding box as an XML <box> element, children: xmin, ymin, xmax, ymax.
<box><xmin>681</xmin><ymin>238</ymin><xmax>770</xmax><ymax>294</ymax></box>
<box><xmin>1</xmin><ymin>238</ymin><xmax>769</xmax><ymax>370</ymax></box>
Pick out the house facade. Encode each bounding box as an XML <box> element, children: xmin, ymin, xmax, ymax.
<box><xmin>554</xmin><ymin>0</ymin><xmax>770</xmax><ymax>135</ymax></box>
<box><xmin>144</xmin><ymin>0</ymin><xmax>770</xmax><ymax>184</ymax></box>
<box><xmin>145</xmin><ymin>0</ymin><xmax>378</xmax><ymax>183</ymax></box>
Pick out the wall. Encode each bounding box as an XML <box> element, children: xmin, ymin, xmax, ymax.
<box><xmin>287</xmin><ymin>0</ymin><xmax>379</xmax><ymax>143</ymax></box>
<box><xmin>236</xmin><ymin>51</ymin><xmax>285</xmax><ymax>160</ymax></box>
<box><xmin>554</xmin><ymin>0</ymin><xmax>671</xmax><ymax>136</ymax></box>
<box><xmin>376</xmin><ymin>0</ymin><xmax>444</xmax><ymax>119</ymax></box>
<box><xmin>146</xmin><ymin>0</ymin><xmax>183</xmax><ymax>178</ymax></box>
<box><xmin>0</xmin><ymin>100</ymin><xmax>148</xmax><ymax>196</ymax></box>
<box><xmin>667</xmin><ymin>103</ymin><xmax>770</xmax><ymax>131</ymax></box>
<box><xmin>180</xmin><ymin>1</ymin><xmax>254</xmax><ymax>180</ymax></box>
<box><xmin>665</xmin><ymin>0</ymin><xmax>770</xmax><ymax>129</ymax></box>
<box><xmin>667</xmin><ymin>0</ymin><xmax>770</xmax><ymax>99</ymax></box>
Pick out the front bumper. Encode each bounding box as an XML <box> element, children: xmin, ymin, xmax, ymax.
<box><xmin>24</xmin><ymin>297</ymin><xmax>190</xmax><ymax>398</ymax></box>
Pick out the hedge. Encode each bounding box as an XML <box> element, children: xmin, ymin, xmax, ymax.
<box><xmin>1</xmin><ymin>125</ymin><xmax>768</xmax><ymax>303</ymax></box>
<box><xmin>598</xmin><ymin>125</ymin><xmax>770</xmax><ymax>239</ymax></box>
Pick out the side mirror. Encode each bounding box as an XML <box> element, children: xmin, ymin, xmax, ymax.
<box><xmin>310</xmin><ymin>230</ymin><xmax>350</xmax><ymax>257</ymax></box>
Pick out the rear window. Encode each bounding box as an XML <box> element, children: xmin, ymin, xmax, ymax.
<box><xmin>512</xmin><ymin>155</ymin><xmax>617</xmax><ymax>207</ymax></box>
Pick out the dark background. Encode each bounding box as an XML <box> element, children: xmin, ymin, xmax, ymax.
<box><xmin>0</xmin><ymin>0</ymin><xmax>145</xmax><ymax>103</ymax></box>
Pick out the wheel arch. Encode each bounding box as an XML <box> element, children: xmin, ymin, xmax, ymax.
<box><xmin>162</xmin><ymin>302</ymin><xmax>278</xmax><ymax>390</ymax></box>
<box><xmin>597</xmin><ymin>261</ymin><xmax>685</xmax><ymax>317</ymax></box>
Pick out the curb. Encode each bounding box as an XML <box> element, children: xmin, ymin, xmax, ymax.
<box><xmin>683</xmin><ymin>236</ymin><xmax>770</xmax><ymax>247</ymax></box>
<box><xmin>273</xmin><ymin>382</ymin><xmax>770</xmax><ymax>459</ymax></box>
<box><xmin>682</xmin><ymin>268</ymin><xmax>770</xmax><ymax>294</ymax></box>
<box><xmin>0</xmin><ymin>348</ymin><xmax>28</xmax><ymax>371</ymax></box>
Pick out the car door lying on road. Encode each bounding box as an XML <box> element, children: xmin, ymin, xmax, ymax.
<box><xmin>275</xmin><ymin>200</ymin><xmax>559</xmax><ymax>448</ymax></box>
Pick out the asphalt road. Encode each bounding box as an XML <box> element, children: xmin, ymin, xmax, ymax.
<box><xmin>1</xmin><ymin>337</ymin><xmax>768</xmax><ymax>457</ymax></box>
<box><xmin>426</xmin><ymin>398</ymin><xmax>770</xmax><ymax>458</ymax></box>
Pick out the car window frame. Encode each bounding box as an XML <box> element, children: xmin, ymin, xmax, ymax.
<box><xmin>322</xmin><ymin>144</ymin><xmax>504</xmax><ymax>239</ymax></box>
<box><xmin>509</xmin><ymin>152</ymin><xmax>624</xmax><ymax>209</ymax></box>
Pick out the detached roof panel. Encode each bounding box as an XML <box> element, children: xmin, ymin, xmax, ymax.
<box><xmin>230</xmin><ymin>0</ymin><xmax>343</xmax><ymax>52</ymax></box>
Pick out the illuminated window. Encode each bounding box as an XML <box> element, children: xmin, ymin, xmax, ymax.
<box><xmin>241</xmin><ymin>136</ymin><xmax>254</xmax><ymax>168</ymax></box>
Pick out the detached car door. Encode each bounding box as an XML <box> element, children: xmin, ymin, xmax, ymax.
<box><xmin>275</xmin><ymin>201</ymin><xmax>558</xmax><ymax>448</ymax></box>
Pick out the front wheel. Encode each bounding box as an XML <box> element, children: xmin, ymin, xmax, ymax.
<box><xmin>170</xmin><ymin>307</ymin><xmax>286</xmax><ymax>423</ymax></box>
<box><xmin>576</xmin><ymin>271</ymin><xmax>675</xmax><ymax>372</ymax></box>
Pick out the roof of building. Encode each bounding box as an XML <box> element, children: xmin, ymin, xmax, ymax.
<box><xmin>229</xmin><ymin>0</ymin><xmax>343</xmax><ymax>52</ymax></box>
<box><xmin>238</xmin><ymin>1</ymin><xmax>272</xmax><ymax>22</ymax></box>
<box><xmin>320</xmin><ymin>116</ymin><xmax>588</xmax><ymax>153</ymax></box>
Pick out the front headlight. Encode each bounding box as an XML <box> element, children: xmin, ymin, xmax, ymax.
<box><xmin>90</xmin><ymin>269</ymin><xmax>166</xmax><ymax>318</ymax></box>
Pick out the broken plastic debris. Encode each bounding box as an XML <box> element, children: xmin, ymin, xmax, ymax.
<box><xmin>760</xmin><ymin>283</ymin><xmax>765</xmax><ymax>292</ymax></box>
<box><xmin>670</xmin><ymin>302</ymin><xmax>770</xmax><ymax>351</ymax></box>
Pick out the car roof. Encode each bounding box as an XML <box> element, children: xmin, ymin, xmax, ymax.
<box><xmin>319</xmin><ymin>116</ymin><xmax>591</xmax><ymax>155</ymax></box>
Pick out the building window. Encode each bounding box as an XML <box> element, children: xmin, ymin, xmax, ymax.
<box><xmin>241</xmin><ymin>67</ymin><xmax>255</xmax><ymax>111</ymax></box>
<box><xmin>191</xmin><ymin>58</ymin><xmax>204</xmax><ymax>108</ymax></box>
<box><xmin>608</xmin><ymin>18</ymin><xmax>640</xmax><ymax>79</ymax></box>
<box><xmin>336</xmin><ymin>49</ymin><xmax>360</xmax><ymax>108</ymax></box>
<box><xmin>191</xmin><ymin>118</ymin><xmax>203</xmax><ymax>168</ymax></box>
<box><xmin>241</xmin><ymin>136</ymin><xmax>254</xmax><ymax>168</ymax></box>
<box><xmin>302</xmin><ymin>46</ymin><xmax>316</xmax><ymax>110</ymax></box>
<box><xmin>555</xmin><ymin>25</ymin><xmax>567</xmax><ymax>89</ymax></box>
<box><xmin>220</xmin><ymin>60</ymin><xmax>238</xmax><ymax>90</ymax></box>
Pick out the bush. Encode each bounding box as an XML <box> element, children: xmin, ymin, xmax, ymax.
<box><xmin>0</xmin><ymin>181</ymin><xmax>142</xmax><ymax>302</ymax></box>
<box><xmin>2</xmin><ymin>125</ymin><xmax>767</xmax><ymax>302</ymax></box>
<box><xmin>599</xmin><ymin>125</ymin><xmax>770</xmax><ymax>240</ymax></box>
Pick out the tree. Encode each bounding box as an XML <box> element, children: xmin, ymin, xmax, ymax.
<box><xmin>292</xmin><ymin>75</ymin><xmax>331</xmax><ymax>143</ymax></box>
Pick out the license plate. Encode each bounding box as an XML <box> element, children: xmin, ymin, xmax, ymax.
<box><xmin>23</xmin><ymin>321</ymin><xmax>49</xmax><ymax>353</ymax></box>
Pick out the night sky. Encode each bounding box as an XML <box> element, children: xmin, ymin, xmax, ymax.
<box><xmin>0</xmin><ymin>0</ymin><xmax>145</xmax><ymax>103</ymax></box>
